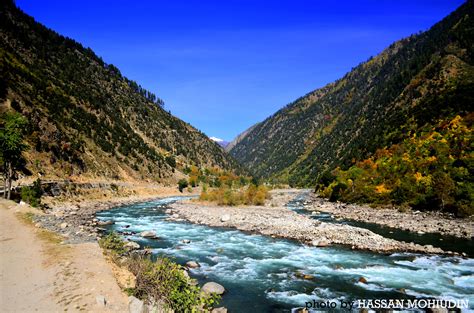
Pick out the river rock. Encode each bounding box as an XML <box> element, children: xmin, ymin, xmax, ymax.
<box><xmin>124</xmin><ymin>241</ymin><xmax>140</xmax><ymax>250</ymax></box>
<box><xmin>182</xmin><ymin>239</ymin><xmax>191</xmax><ymax>244</ymax></box>
<box><xmin>60</xmin><ymin>222</ymin><xmax>69</xmax><ymax>229</ymax></box>
<box><xmin>303</xmin><ymin>274</ymin><xmax>314</xmax><ymax>280</ymax></box>
<box><xmin>211</xmin><ymin>307</ymin><xmax>228</xmax><ymax>313</ymax></box>
<box><xmin>311</xmin><ymin>238</ymin><xmax>330</xmax><ymax>247</ymax></box>
<box><xmin>95</xmin><ymin>295</ymin><xmax>107</xmax><ymax>307</ymax></box>
<box><xmin>202</xmin><ymin>282</ymin><xmax>225</xmax><ymax>295</ymax></box>
<box><xmin>140</xmin><ymin>231</ymin><xmax>157</xmax><ymax>238</ymax></box>
<box><xmin>147</xmin><ymin>300</ymin><xmax>168</xmax><ymax>313</ymax></box>
<box><xmin>186</xmin><ymin>261</ymin><xmax>200</xmax><ymax>268</ymax></box>
<box><xmin>98</xmin><ymin>220</ymin><xmax>114</xmax><ymax>226</ymax></box>
<box><xmin>358</xmin><ymin>277</ymin><xmax>368</xmax><ymax>284</ymax></box>
<box><xmin>220</xmin><ymin>214</ymin><xmax>231</xmax><ymax>222</ymax></box>
<box><xmin>129</xmin><ymin>296</ymin><xmax>146</xmax><ymax>313</ymax></box>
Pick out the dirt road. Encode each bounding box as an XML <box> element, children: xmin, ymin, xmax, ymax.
<box><xmin>0</xmin><ymin>199</ymin><xmax>128</xmax><ymax>312</ymax></box>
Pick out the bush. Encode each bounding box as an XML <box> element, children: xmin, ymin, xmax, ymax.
<box><xmin>110</xmin><ymin>183</ymin><xmax>119</xmax><ymax>192</ymax></box>
<box><xmin>329</xmin><ymin>182</ymin><xmax>347</xmax><ymax>202</ymax></box>
<box><xmin>177</xmin><ymin>179</ymin><xmax>188</xmax><ymax>193</ymax></box>
<box><xmin>128</xmin><ymin>255</ymin><xmax>219</xmax><ymax>312</ymax></box>
<box><xmin>20</xmin><ymin>178</ymin><xmax>42</xmax><ymax>207</ymax></box>
<box><xmin>99</xmin><ymin>232</ymin><xmax>126</xmax><ymax>255</ymax></box>
<box><xmin>200</xmin><ymin>184</ymin><xmax>270</xmax><ymax>206</ymax></box>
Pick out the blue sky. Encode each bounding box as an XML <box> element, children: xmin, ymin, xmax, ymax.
<box><xmin>17</xmin><ymin>0</ymin><xmax>464</xmax><ymax>141</ymax></box>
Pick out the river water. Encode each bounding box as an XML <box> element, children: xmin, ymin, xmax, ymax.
<box><xmin>96</xmin><ymin>196</ymin><xmax>474</xmax><ymax>312</ymax></box>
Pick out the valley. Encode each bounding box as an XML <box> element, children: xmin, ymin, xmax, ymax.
<box><xmin>1</xmin><ymin>0</ymin><xmax>473</xmax><ymax>312</ymax></box>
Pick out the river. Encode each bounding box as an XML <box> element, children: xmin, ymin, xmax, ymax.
<box><xmin>96</xmin><ymin>196</ymin><xmax>474</xmax><ymax>312</ymax></box>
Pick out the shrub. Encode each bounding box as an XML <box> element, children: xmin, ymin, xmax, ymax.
<box><xmin>128</xmin><ymin>255</ymin><xmax>219</xmax><ymax>312</ymax></box>
<box><xmin>177</xmin><ymin>179</ymin><xmax>188</xmax><ymax>192</ymax></box>
<box><xmin>329</xmin><ymin>182</ymin><xmax>347</xmax><ymax>202</ymax></box>
<box><xmin>200</xmin><ymin>184</ymin><xmax>270</xmax><ymax>206</ymax></box>
<box><xmin>110</xmin><ymin>183</ymin><xmax>119</xmax><ymax>192</ymax></box>
<box><xmin>20</xmin><ymin>178</ymin><xmax>42</xmax><ymax>207</ymax></box>
<box><xmin>99</xmin><ymin>232</ymin><xmax>126</xmax><ymax>255</ymax></box>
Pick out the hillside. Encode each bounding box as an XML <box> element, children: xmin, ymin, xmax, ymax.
<box><xmin>225</xmin><ymin>124</ymin><xmax>258</xmax><ymax>152</ymax></box>
<box><xmin>0</xmin><ymin>1</ymin><xmax>240</xmax><ymax>182</ymax></box>
<box><xmin>229</xmin><ymin>1</ymin><xmax>474</xmax><ymax>189</ymax></box>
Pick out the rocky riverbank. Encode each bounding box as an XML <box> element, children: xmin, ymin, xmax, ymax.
<box><xmin>168</xmin><ymin>190</ymin><xmax>453</xmax><ymax>255</ymax></box>
<box><xmin>35</xmin><ymin>185</ymin><xmax>197</xmax><ymax>244</ymax></box>
<box><xmin>304</xmin><ymin>195</ymin><xmax>474</xmax><ymax>239</ymax></box>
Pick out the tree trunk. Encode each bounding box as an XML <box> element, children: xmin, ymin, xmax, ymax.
<box><xmin>3</xmin><ymin>171</ymin><xmax>6</xmax><ymax>199</ymax></box>
<box><xmin>7</xmin><ymin>162</ymin><xmax>12</xmax><ymax>200</ymax></box>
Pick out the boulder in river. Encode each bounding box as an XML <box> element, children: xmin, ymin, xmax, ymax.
<box><xmin>211</xmin><ymin>307</ymin><xmax>228</xmax><ymax>313</ymax></box>
<box><xmin>202</xmin><ymin>282</ymin><xmax>225</xmax><ymax>295</ymax></box>
<box><xmin>140</xmin><ymin>231</ymin><xmax>157</xmax><ymax>238</ymax></box>
<box><xmin>186</xmin><ymin>261</ymin><xmax>200</xmax><ymax>268</ymax></box>
<box><xmin>358</xmin><ymin>277</ymin><xmax>368</xmax><ymax>284</ymax></box>
<box><xmin>124</xmin><ymin>241</ymin><xmax>140</xmax><ymax>250</ymax></box>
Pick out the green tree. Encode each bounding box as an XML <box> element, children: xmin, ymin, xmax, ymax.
<box><xmin>177</xmin><ymin>179</ymin><xmax>188</xmax><ymax>193</ymax></box>
<box><xmin>0</xmin><ymin>112</ymin><xmax>28</xmax><ymax>199</ymax></box>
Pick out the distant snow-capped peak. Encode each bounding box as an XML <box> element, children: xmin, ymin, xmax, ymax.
<box><xmin>210</xmin><ymin>136</ymin><xmax>224</xmax><ymax>142</ymax></box>
<box><xmin>210</xmin><ymin>136</ymin><xmax>229</xmax><ymax>148</ymax></box>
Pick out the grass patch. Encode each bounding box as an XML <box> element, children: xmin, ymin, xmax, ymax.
<box><xmin>17</xmin><ymin>211</ymin><xmax>35</xmax><ymax>224</ymax></box>
<box><xmin>16</xmin><ymin>211</ymin><xmax>70</xmax><ymax>263</ymax></box>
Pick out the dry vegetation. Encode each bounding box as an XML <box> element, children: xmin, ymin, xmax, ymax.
<box><xmin>199</xmin><ymin>184</ymin><xmax>271</xmax><ymax>206</ymax></box>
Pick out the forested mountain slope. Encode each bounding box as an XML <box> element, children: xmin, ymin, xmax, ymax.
<box><xmin>0</xmin><ymin>1</ymin><xmax>239</xmax><ymax>182</ymax></box>
<box><xmin>229</xmin><ymin>1</ymin><xmax>473</xmax><ymax>188</ymax></box>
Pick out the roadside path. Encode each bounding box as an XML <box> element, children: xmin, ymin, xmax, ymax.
<box><xmin>0</xmin><ymin>199</ymin><xmax>128</xmax><ymax>312</ymax></box>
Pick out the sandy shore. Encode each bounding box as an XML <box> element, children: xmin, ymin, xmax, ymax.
<box><xmin>304</xmin><ymin>195</ymin><xmax>474</xmax><ymax>239</ymax></box>
<box><xmin>168</xmin><ymin>189</ymin><xmax>451</xmax><ymax>255</ymax></box>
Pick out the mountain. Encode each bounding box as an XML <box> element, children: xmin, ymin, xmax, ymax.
<box><xmin>0</xmin><ymin>1</ymin><xmax>240</xmax><ymax>182</ymax></box>
<box><xmin>229</xmin><ymin>1</ymin><xmax>474</xmax><ymax>188</ymax></box>
<box><xmin>209</xmin><ymin>137</ymin><xmax>230</xmax><ymax>149</ymax></box>
<box><xmin>225</xmin><ymin>124</ymin><xmax>258</xmax><ymax>152</ymax></box>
